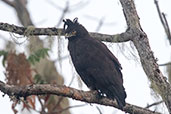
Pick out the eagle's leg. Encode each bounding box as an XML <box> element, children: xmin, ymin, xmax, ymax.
<box><xmin>96</xmin><ymin>90</ymin><xmax>106</xmax><ymax>99</ymax></box>
<box><xmin>88</xmin><ymin>87</ymin><xmax>104</xmax><ymax>99</ymax></box>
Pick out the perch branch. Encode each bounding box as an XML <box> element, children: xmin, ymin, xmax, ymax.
<box><xmin>0</xmin><ymin>81</ymin><xmax>160</xmax><ymax>114</ymax></box>
<box><xmin>0</xmin><ymin>22</ymin><xmax>130</xmax><ymax>43</ymax></box>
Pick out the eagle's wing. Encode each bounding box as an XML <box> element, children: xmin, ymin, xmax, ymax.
<box><xmin>64</xmin><ymin>18</ymin><xmax>126</xmax><ymax>109</ymax></box>
<box><xmin>74</xmin><ymin>38</ymin><xmax>126</xmax><ymax>108</ymax></box>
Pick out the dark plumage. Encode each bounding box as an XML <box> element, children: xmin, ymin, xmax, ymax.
<box><xmin>63</xmin><ymin>18</ymin><xmax>126</xmax><ymax>110</ymax></box>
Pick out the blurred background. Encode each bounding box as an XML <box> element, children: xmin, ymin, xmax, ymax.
<box><xmin>0</xmin><ymin>0</ymin><xmax>171</xmax><ymax>114</ymax></box>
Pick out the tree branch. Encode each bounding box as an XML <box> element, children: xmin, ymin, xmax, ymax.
<box><xmin>0</xmin><ymin>81</ymin><xmax>160</xmax><ymax>114</ymax></box>
<box><xmin>0</xmin><ymin>22</ymin><xmax>130</xmax><ymax>43</ymax></box>
<box><xmin>154</xmin><ymin>0</ymin><xmax>171</xmax><ymax>45</ymax></box>
<box><xmin>0</xmin><ymin>0</ymin><xmax>170</xmax><ymax>113</ymax></box>
<box><xmin>1</xmin><ymin>0</ymin><xmax>15</xmax><ymax>7</ymax></box>
<box><xmin>146</xmin><ymin>101</ymin><xmax>163</xmax><ymax>109</ymax></box>
<box><xmin>159</xmin><ymin>62</ymin><xmax>171</xmax><ymax>66</ymax></box>
<box><xmin>119</xmin><ymin>0</ymin><xmax>171</xmax><ymax>113</ymax></box>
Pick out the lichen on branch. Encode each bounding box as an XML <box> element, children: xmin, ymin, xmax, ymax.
<box><xmin>0</xmin><ymin>81</ymin><xmax>160</xmax><ymax>114</ymax></box>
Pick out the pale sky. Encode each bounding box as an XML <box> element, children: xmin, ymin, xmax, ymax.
<box><xmin>0</xmin><ymin>0</ymin><xmax>171</xmax><ymax>114</ymax></box>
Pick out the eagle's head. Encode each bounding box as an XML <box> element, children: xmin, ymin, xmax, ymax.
<box><xmin>63</xmin><ymin>18</ymin><xmax>89</xmax><ymax>39</ymax></box>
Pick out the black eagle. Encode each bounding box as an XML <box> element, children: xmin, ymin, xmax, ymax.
<box><xmin>63</xmin><ymin>18</ymin><xmax>126</xmax><ymax>110</ymax></box>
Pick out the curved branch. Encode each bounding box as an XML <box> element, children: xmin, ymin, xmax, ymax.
<box><xmin>0</xmin><ymin>22</ymin><xmax>130</xmax><ymax>43</ymax></box>
<box><xmin>0</xmin><ymin>81</ymin><xmax>160</xmax><ymax>114</ymax></box>
<box><xmin>1</xmin><ymin>0</ymin><xmax>15</xmax><ymax>7</ymax></box>
<box><xmin>119</xmin><ymin>0</ymin><xmax>171</xmax><ymax>113</ymax></box>
<box><xmin>90</xmin><ymin>31</ymin><xmax>131</xmax><ymax>42</ymax></box>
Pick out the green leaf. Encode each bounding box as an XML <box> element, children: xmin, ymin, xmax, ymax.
<box><xmin>0</xmin><ymin>50</ymin><xmax>8</xmax><ymax>67</ymax></box>
<box><xmin>28</xmin><ymin>55</ymin><xmax>35</xmax><ymax>65</ymax></box>
<box><xmin>0</xmin><ymin>50</ymin><xmax>8</xmax><ymax>57</ymax></box>
<box><xmin>28</xmin><ymin>48</ymin><xmax>49</xmax><ymax>65</ymax></box>
<box><xmin>34</xmin><ymin>74</ymin><xmax>46</xmax><ymax>84</ymax></box>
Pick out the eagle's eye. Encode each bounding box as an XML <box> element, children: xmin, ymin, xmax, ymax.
<box><xmin>65</xmin><ymin>30</ymin><xmax>77</xmax><ymax>38</ymax></box>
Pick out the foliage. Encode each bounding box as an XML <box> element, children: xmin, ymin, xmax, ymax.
<box><xmin>0</xmin><ymin>50</ymin><xmax>8</xmax><ymax>67</ymax></box>
<box><xmin>28</xmin><ymin>48</ymin><xmax>49</xmax><ymax>65</ymax></box>
<box><xmin>34</xmin><ymin>74</ymin><xmax>46</xmax><ymax>84</ymax></box>
<box><xmin>0</xmin><ymin>49</ymin><xmax>49</xmax><ymax>113</ymax></box>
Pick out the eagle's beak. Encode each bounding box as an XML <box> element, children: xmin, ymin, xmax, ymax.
<box><xmin>65</xmin><ymin>31</ymin><xmax>76</xmax><ymax>39</ymax></box>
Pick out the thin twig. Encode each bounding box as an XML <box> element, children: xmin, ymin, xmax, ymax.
<box><xmin>96</xmin><ymin>106</ymin><xmax>103</xmax><ymax>114</ymax></box>
<box><xmin>154</xmin><ymin>0</ymin><xmax>165</xmax><ymax>28</ymax></box>
<box><xmin>162</xmin><ymin>13</ymin><xmax>171</xmax><ymax>44</ymax></box>
<box><xmin>37</xmin><ymin>96</ymin><xmax>46</xmax><ymax>114</ymax></box>
<box><xmin>56</xmin><ymin>1</ymin><xmax>69</xmax><ymax>27</ymax></box>
<box><xmin>146</xmin><ymin>101</ymin><xmax>163</xmax><ymax>108</ymax></box>
<box><xmin>49</xmin><ymin>96</ymin><xmax>64</xmax><ymax>114</ymax></box>
<box><xmin>95</xmin><ymin>17</ymin><xmax>105</xmax><ymax>32</ymax></box>
<box><xmin>159</xmin><ymin>62</ymin><xmax>171</xmax><ymax>66</ymax></box>
<box><xmin>154</xmin><ymin>0</ymin><xmax>171</xmax><ymax>45</ymax></box>
<box><xmin>1</xmin><ymin>0</ymin><xmax>15</xmax><ymax>7</ymax></box>
<box><xmin>55</xmin><ymin>104</ymin><xmax>87</xmax><ymax>113</ymax></box>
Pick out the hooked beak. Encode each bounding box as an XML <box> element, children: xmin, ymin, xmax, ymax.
<box><xmin>65</xmin><ymin>31</ymin><xmax>77</xmax><ymax>39</ymax></box>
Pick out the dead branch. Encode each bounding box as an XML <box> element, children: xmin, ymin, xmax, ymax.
<box><xmin>120</xmin><ymin>0</ymin><xmax>171</xmax><ymax>113</ymax></box>
<box><xmin>159</xmin><ymin>62</ymin><xmax>171</xmax><ymax>66</ymax></box>
<box><xmin>0</xmin><ymin>22</ymin><xmax>131</xmax><ymax>43</ymax></box>
<box><xmin>146</xmin><ymin>101</ymin><xmax>163</xmax><ymax>109</ymax></box>
<box><xmin>56</xmin><ymin>104</ymin><xmax>87</xmax><ymax>113</ymax></box>
<box><xmin>0</xmin><ymin>0</ymin><xmax>170</xmax><ymax>113</ymax></box>
<box><xmin>1</xmin><ymin>0</ymin><xmax>15</xmax><ymax>7</ymax></box>
<box><xmin>0</xmin><ymin>81</ymin><xmax>160</xmax><ymax>114</ymax></box>
<box><xmin>55</xmin><ymin>1</ymin><xmax>69</xmax><ymax>27</ymax></box>
<box><xmin>154</xmin><ymin>0</ymin><xmax>171</xmax><ymax>45</ymax></box>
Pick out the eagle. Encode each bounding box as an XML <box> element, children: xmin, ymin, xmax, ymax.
<box><xmin>63</xmin><ymin>18</ymin><xmax>126</xmax><ymax>110</ymax></box>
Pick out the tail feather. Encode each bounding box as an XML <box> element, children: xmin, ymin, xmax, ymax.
<box><xmin>115</xmin><ymin>96</ymin><xmax>125</xmax><ymax>110</ymax></box>
<box><xmin>104</xmin><ymin>85</ymin><xmax>126</xmax><ymax>110</ymax></box>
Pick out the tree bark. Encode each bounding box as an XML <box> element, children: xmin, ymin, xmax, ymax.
<box><xmin>119</xmin><ymin>0</ymin><xmax>171</xmax><ymax>113</ymax></box>
<box><xmin>0</xmin><ymin>81</ymin><xmax>161</xmax><ymax>114</ymax></box>
<box><xmin>0</xmin><ymin>0</ymin><xmax>170</xmax><ymax>113</ymax></box>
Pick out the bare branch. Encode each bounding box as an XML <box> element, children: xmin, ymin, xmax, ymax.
<box><xmin>95</xmin><ymin>17</ymin><xmax>105</xmax><ymax>32</ymax></box>
<box><xmin>37</xmin><ymin>96</ymin><xmax>46</xmax><ymax>114</ymax></box>
<box><xmin>1</xmin><ymin>0</ymin><xmax>15</xmax><ymax>7</ymax></box>
<box><xmin>119</xmin><ymin>0</ymin><xmax>171</xmax><ymax>113</ymax></box>
<box><xmin>0</xmin><ymin>23</ymin><xmax>63</xmax><ymax>36</ymax></box>
<box><xmin>90</xmin><ymin>31</ymin><xmax>131</xmax><ymax>42</ymax></box>
<box><xmin>154</xmin><ymin>0</ymin><xmax>171</xmax><ymax>45</ymax></box>
<box><xmin>0</xmin><ymin>22</ymin><xmax>130</xmax><ymax>43</ymax></box>
<box><xmin>96</xmin><ymin>106</ymin><xmax>103</xmax><ymax>114</ymax></box>
<box><xmin>159</xmin><ymin>62</ymin><xmax>171</xmax><ymax>66</ymax></box>
<box><xmin>56</xmin><ymin>104</ymin><xmax>87</xmax><ymax>113</ymax></box>
<box><xmin>162</xmin><ymin>13</ymin><xmax>171</xmax><ymax>44</ymax></box>
<box><xmin>0</xmin><ymin>81</ymin><xmax>160</xmax><ymax>114</ymax></box>
<box><xmin>56</xmin><ymin>1</ymin><xmax>69</xmax><ymax>27</ymax></box>
<box><xmin>154</xmin><ymin>0</ymin><xmax>165</xmax><ymax>29</ymax></box>
<box><xmin>146</xmin><ymin>101</ymin><xmax>163</xmax><ymax>109</ymax></box>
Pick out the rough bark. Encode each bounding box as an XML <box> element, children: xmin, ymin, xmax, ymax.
<box><xmin>0</xmin><ymin>22</ymin><xmax>130</xmax><ymax>43</ymax></box>
<box><xmin>119</xmin><ymin>0</ymin><xmax>171</xmax><ymax>113</ymax></box>
<box><xmin>0</xmin><ymin>81</ymin><xmax>160</xmax><ymax>114</ymax></box>
<box><xmin>0</xmin><ymin>0</ymin><xmax>171</xmax><ymax>113</ymax></box>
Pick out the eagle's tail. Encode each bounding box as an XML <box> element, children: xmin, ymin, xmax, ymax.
<box><xmin>115</xmin><ymin>96</ymin><xmax>126</xmax><ymax>110</ymax></box>
<box><xmin>105</xmin><ymin>85</ymin><xmax>126</xmax><ymax>110</ymax></box>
